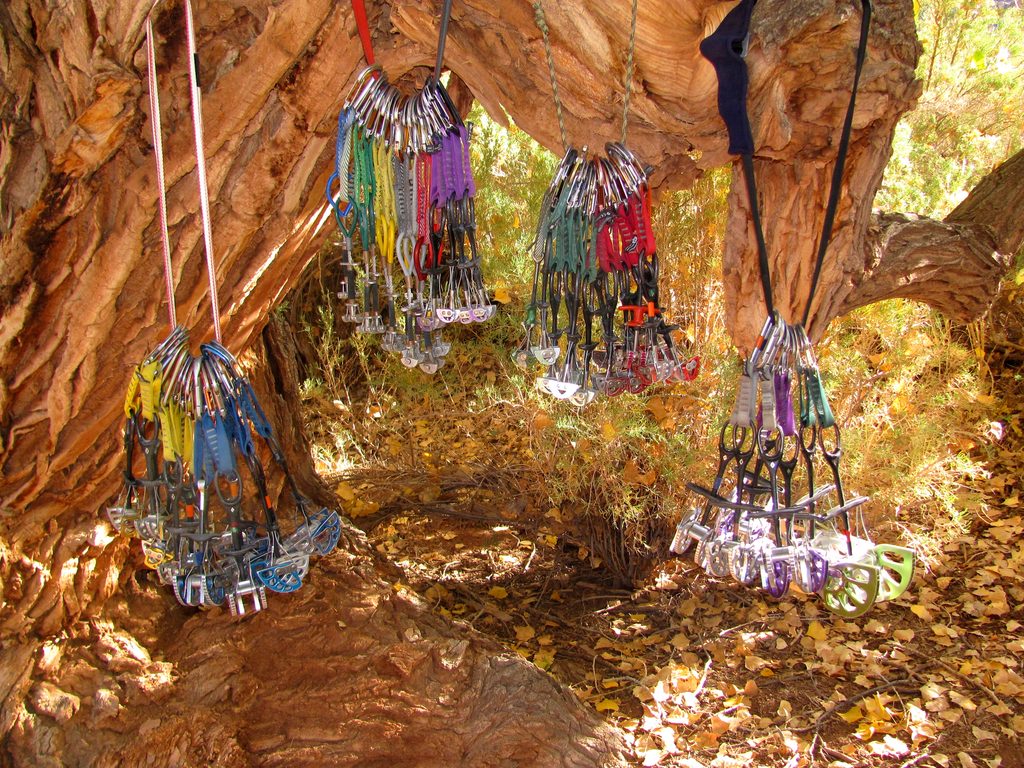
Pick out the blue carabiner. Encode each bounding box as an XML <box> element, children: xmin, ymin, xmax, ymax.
<box><xmin>326</xmin><ymin>171</ymin><xmax>354</xmax><ymax>230</ymax></box>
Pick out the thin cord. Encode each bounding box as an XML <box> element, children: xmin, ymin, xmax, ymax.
<box><xmin>184</xmin><ymin>0</ymin><xmax>222</xmax><ymax>343</ymax></box>
<box><xmin>145</xmin><ymin>15</ymin><xmax>177</xmax><ymax>331</ymax></box>
<box><xmin>621</xmin><ymin>0</ymin><xmax>638</xmax><ymax>144</ymax></box>
<box><xmin>434</xmin><ymin>0</ymin><xmax>453</xmax><ymax>81</ymax></box>
<box><xmin>533</xmin><ymin>1</ymin><xmax>567</xmax><ymax>152</ymax></box>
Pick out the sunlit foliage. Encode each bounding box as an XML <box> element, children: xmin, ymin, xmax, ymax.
<box><xmin>875</xmin><ymin>0</ymin><xmax>1024</xmax><ymax>216</ymax></box>
<box><xmin>300</xmin><ymin>0</ymin><xmax>1020</xmax><ymax>578</ymax></box>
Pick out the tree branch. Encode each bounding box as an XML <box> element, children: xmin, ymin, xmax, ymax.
<box><xmin>836</xmin><ymin>147</ymin><xmax>1024</xmax><ymax>323</ymax></box>
<box><xmin>838</xmin><ymin>213</ymin><xmax>1008</xmax><ymax>320</ymax></box>
<box><xmin>947</xmin><ymin>146</ymin><xmax>1024</xmax><ymax>257</ymax></box>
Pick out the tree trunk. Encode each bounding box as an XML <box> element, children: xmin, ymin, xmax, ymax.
<box><xmin>250</xmin><ymin>313</ymin><xmax>336</xmax><ymax>510</ymax></box>
<box><xmin>3</xmin><ymin>541</ymin><xmax>628</xmax><ymax>767</ymax></box>
<box><xmin>0</xmin><ymin>0</ymin><xmax>1017</xmax><ymax>762</ymax></box>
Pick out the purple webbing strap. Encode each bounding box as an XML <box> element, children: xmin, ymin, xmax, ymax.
<box><xmin>775</xmin><ymin>371</ymin><xmax>796</xmax><ymax>437</ymax></box>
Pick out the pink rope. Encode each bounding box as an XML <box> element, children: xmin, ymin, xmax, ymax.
<box><xmin>184</xmin><ymin>0</ymin><xmax>223</xmax><ymax>343</ymax></box>
<box><xmin>145</xmin><ymin>15</ymin><xmax>177</xmax><ymax>331</ymax></box>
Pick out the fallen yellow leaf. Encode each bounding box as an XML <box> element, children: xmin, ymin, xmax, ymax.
<box><xmin>647</xmin><ymin>397</ymin><xmax>668</xmax><ymax>424</ymax></box>
<box><xmin>533</xmin><ymin>412</ymin><xmax>554</xmax><ymax>430</ymax></box>
<box><xmin>595</xmin><ymin>698</ymin><xmax>619</xmax><ymax>712</ymax></box>
<box><xmin>488</xmin><ymin>586</ymin><xmax>508</xmax><ymax>600</ymax></box>
<box><xmin>910</xmin><ymin>604</ymin><xmax>934</xmax><ymax>621</ymax></box>
<box><xmin>806</xmin><ymin>620</ymin><xmax>828</xmax><ymax>642</ymax></box>
<box><xmin>868</xmin><ymin>735</ymin><xmax>910</xmax><ymax>757</ymax></box>
<box><xmin>839</xmin><ymin>705</ymin><xmax>864</xmax><ymax>724</ymax></box>
<box><xmin>624</xmin><ymin>459</ymin><xmax>658</xmax><ymax>486</ymax></box>
<box><xmin>515</xmin><ymin>625</ymin><xmax>536</xmax><ymax>642</ymax></box>
<box><xmin>641</xmin><ymin>749</ymin><xmax>664</xmax><ymax>766</ymax></box>
<box><xmin>971</xmin><ymin>726</ymin><xmax>997</xmax><ymax>742</ymax></box>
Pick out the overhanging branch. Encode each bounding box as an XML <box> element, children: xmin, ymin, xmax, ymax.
<box><xmin>839</xmin><ymin>213</ymin><xmax>1008</xmax><ymax>320</ymax></box>
<box><xmin>837</xmin><ymin>148</ymin><xmax>1024</xmax><ymax>323</ymax></box>
<box><xmin>947</xmin><ymin>147</ymin><xmax>1024</xmax><ymax>257</ymax></box>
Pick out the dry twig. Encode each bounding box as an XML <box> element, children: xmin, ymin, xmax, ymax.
<box><xmin>897</xmin><ymin>643</ymin><xmax>1002</xmax><ymax>707</ymax></box>
<box><xmin>791</xmin><ymin>678</ymin><xmax>919</xmax><ymax>734</ymax></box>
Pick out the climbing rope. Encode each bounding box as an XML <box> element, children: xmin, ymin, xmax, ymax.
<box><xmin>515</xmin><ymin>2</ymin><xmax>698</xmax><ymax>405</ymax></box>
<box><xmin>533</xmin><ymin>1</ymin><xmax>567</xmax><ymax>152</ymax></box>
<box><xmin>671</xmin><ymin>0</ymin><xmax>915</xmax><ymax>618</ymax></box>
<box><xmin>621</xmin><ymin>0</ymin><xmax>638</xmax><ymax>145</ymax></box>
<box><xmin>107</xmin><ymin>0</ymin><xmax>342</xmax><ymax>617</ymax></box>
<box><xmin>145</xmin><ymin>15</ymin><xmax>176</xmax><ymax>331</ymax></box>
<box><xmin>324</xmin><ymin>0</ymin><xmax>494</xmax><ymax>374</ymax></box>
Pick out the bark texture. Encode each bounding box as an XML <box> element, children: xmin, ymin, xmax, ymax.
<box><xmin>838</xmin><ymin>147</ymin><xmax>1024</xmax><ymax>321</ymax></box>
<box><xmin>0</xmin><ymin>0</ymin><xmax>1017</xmax><ymax>763</ymax></box>
<box><xmin>0</xmin><ymin>0</ymin><xmax>925</xmax><ymax>545</ymax></box>
<box><xmin>720</xmin><ymin>0</ymin><xmax>924</xmax><ymax>343</ymax></box>
<box><xmin>250</xmin><ymin>314</ymin><xmax>336</xmax><ymax>510</ymax></box>
<box><xmin>3</xmin><ymin>541</ymin><xmax>628</xmax><ymax>768</ymax></box>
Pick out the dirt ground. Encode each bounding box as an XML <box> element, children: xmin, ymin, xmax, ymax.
<box><xmin>333</xmin><ymin>350</ymin><xmax>1024</xmax><ymax>768</ymax></box>
<box><xmin>351</xmin><ymin>494</ymin><xmax>1023</xmax><ymax>767</ymax></box>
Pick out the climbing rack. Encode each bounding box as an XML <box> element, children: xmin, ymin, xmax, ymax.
<box><xmin>107</xmin><ymin>2</ymin><xmax>341</xmax><ymax>616</ymax></box>
<box><xmin>670</xmin><ymin>0</ymin><xmax>914</xmax><ymax>618</ymax></box>
<box><xmin>516</xmin><ymin>0</ymin><xmax>699</xmax><ymax>405</ymax></box>
<box><xmin>325</xmin><ymin>0</ymin><xmax>493</xmax><ymax>374</ymax></box>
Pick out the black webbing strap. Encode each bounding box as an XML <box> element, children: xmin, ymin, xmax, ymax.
<box><xmin>701</xmin><ymin>0</ymin><xmax>873</xmax><ymax>326</ymax></box>
<box><xmin>740</xmin><ymin>152</ymin><xmax>774</xmax><ymax>317</ymax></box>
<box><xmin>700</xmin><ymin>0</ymin><xmax>772</xmax><ymax>316</ymax></box>
<box><xmin>434</xmin><ymin>0</ymin><xmax>454</xmax><ymax>81</ymax></box>
<box><xmin>698</xmin><ymin>0</ymin><xmax>757</xmax><ymax>155</ymax></box>
<box><xmin>803</xmin><ymin>0</ymin><xmax>872</xmax><ymax>326</ymax></box>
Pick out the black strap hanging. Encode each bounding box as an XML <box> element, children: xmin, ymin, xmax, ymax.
<box><xmin>701</xmin><ymin>0</ymin><xmax>873</xmax><ymax>328</ymax></box>
<box><xmin>803</xmin><ymin>0</ymin><xmax>872</xmax><ymax>327</ymax></box>
<box><xmin>672</xmin><ymin>0</ymin><xmax>915</xmax><ymax>622</ymax></box>
<box><xmin>700</xmin><ymin>0</ymin><xmax>772</xmax><ymax>317</ymax></box>
<box><xmin>434</xmin><ymin>0</ymin><xmax>454</xmax><ymax>81</ymax></box>
<box><xmin>698</xmin><ymin>0</ymin><xmax>757</xmax><ymax>156</ymax></box>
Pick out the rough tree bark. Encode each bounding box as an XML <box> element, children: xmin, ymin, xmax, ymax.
<box><xmin>3</xmin><ymin>535</ymin><xmax>628</xmax><ymax>767</ymax></box>
<box><xmin>0</xmin><ymin>0</ymin><xmax>1019</xmax><ymax>764</ymax></box>
<box><xmin>836</xmin><ymin>147</ymin><xmax>1024</xmax><ymax>321</ymax></box>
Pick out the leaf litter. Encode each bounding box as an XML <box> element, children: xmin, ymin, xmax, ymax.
<box><xmin>304</xmin><ymin>333</ymin><xmax>1024</xmax><ymax>767</ymax></box>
